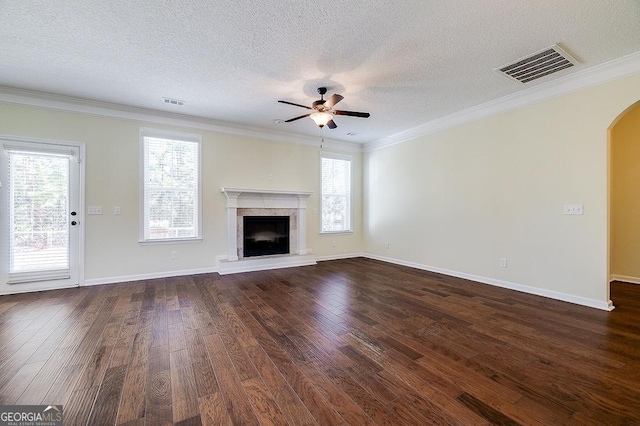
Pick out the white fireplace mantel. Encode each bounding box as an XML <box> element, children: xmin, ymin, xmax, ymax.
<box><xmin>218</xmin><ymin>188</ymin><xmax>315</xmax><ymax>274</ymax></box>
<box><xmin>221</xmin><ymin>187</ymin><xmax>313</xmax><ymax>210</ymax></box>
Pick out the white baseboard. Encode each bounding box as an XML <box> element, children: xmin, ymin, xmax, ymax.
<box><xmin>83</xmin><ymin>266</ymin><xmax>219</xmax><ymax>286</ymax></box>
<box><xmin>82</xmin><ymin>253</ymin><xmax>360</xmax><ymax>286</ymax></box>
<box><xmin>315</xmin><ymin>253</ymin><xmax>365</xmax><ymax>262</ymax></box>
<box><xmin>609</xmin><ymin>274</ymin><xmax>640</xmax><ymax>285</ymax></box>
<box><xmin>77</xmin><ymin>253</ymin><xmax>615</xmax><ymax>312</ymax></box>
<box><xmin>364</xmin><ymin>253</ymin><xmax>614</xmax><ymax>311</ymax></box>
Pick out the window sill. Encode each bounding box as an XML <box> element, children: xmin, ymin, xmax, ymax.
<box><xmin>320</xmin><ymin>230</ymin><xmax>353</xmax><ymax>236</ymax></box>
<box><xmin>139</xmin><ymin>238</ymin><xmax>203</xmax><ymax>245</ymax></box>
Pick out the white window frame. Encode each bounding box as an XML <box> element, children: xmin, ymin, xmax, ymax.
<box><xmin>320</xmin><ymin>152</ymin><xmax>353</xmax><ymax>234</ymax></box>
<box><xmin>139</xmin><ymin>128</ymin><xmax>202</xmax><ymax>244</ymax></box>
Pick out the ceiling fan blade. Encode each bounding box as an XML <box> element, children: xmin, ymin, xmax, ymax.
<box><xmin>334</xmin><ymin>110</ymin><xmax>370</xmax><ymax>118</ymax></box>
<box><xmin>325</xmin><ymin>94</ymin><xmax>344</xmax><ymax>109</ymax></box>
<box><xmin>284</xmin><ymin>114</ymin><xmax>311</xmax><ymax>122</ymax></box>
<box><xmin>326</xmin><ymin>119</ymin><xmax>337</xmax><ymax>129</ymax></box>
<box><xmin>278</xmin><ymin>100</ymin><xmax>312</xmax><ymax>110</ymax></box>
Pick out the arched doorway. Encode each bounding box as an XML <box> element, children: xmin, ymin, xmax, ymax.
<box><xmin>609</xmin><ymin>100</ymin><xmax>640</xmax><ymax>303</ymax></box>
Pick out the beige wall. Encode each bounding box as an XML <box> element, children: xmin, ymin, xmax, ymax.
<box><xmin>0</xmin><ymin>104</ymin><xmax>362</xmax><ymax>286</ymax></box>
<box><xmin>611</xmin><ymin>102</ymin><xmax>640</xmax><ymax>281</ymax></box>
<box><xmin>2</xmin><ymin>72</ymin><xmax>639</xmax><ymax>306</ymax></box>
<box><xmin>364</xmin><ymin>73</ymin><xmax>640</xmax><ymax>306</ymax></box>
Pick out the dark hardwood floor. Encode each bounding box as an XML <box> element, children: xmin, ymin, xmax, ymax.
<box><xmin>0</xmin><ymin>258</ymin><xmax>639</xmax><ymax>425</ymax></box>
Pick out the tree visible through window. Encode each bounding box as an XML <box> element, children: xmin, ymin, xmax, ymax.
<box><xmin>9</xmin><ymin>151</ymin><xmax>69</xmax><ymax>272</ymax></box>
<box><xmin>142</xmin><ymin>131</ymin><xmax>200</xmax><ymax>241</ymax></box>
<box><xmin>321</xmin><ymin>155</ymin><xmax>351</xmax><ymax>232</ymax></box>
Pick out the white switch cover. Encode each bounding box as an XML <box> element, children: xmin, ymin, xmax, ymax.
<box><xmin>88</xmin><ymin>206</ymin><xmax>103</xmax><ymax>215</ymax></box>
<box><xmin>564</xmin><ymin>204</ymin><xmax>583</xmax><ymax>215</ymax></box>
<box><xmin>114</xmin><ymin>207</ymin><xmax>121</xmax><ymax>215</ymax></box>
<box><xmin>499</xmin><ymin>258</ymin><xmax>507</xmax><ymax>268</ymax></box>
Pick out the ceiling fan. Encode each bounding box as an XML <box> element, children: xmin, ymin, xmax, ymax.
<box><xmin>278</xmin><ymin>87</ymin><xmax>370</xmax><ymax>129</ymax></box>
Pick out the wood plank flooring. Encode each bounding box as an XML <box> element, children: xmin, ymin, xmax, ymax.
<box><xmin>0</xmin><ymin>258</ymin><xmax>639</xmax><ymax>425</ymax></box>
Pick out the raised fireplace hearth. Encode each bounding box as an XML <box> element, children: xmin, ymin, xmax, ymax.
<box><xmin>218</xmin><ymin>188</ymin><xmax>316</xmax><ymax>274</ymax></box>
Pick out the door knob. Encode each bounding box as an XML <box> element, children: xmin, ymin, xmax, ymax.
<box><xmin>71</xmin><ymin>211</ymin><xmax>77</xmax><ymax>216</ymax></box>
<box><xmin>71</xmin><ymin>221</ymin><xmax>77</xmax><ymax>226</ymax></box>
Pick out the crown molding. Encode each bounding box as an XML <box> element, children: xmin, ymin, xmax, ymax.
<box><xmin>0</xmin><ymin>86</ymin><xmax>363</xmax><ymax>153</ymax></box>
<box><xmin>365</xmin><ymin>50</ymin><xmax>640</xmax><ymax>152</ymax></box>
<box><xmin>3</xmin><ymin>50</ymin><xmax>639</xmax><ymax>155</ymax></box>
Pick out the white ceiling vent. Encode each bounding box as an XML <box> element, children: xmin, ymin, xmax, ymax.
<box><xmin>162</xmin><ymin>97</ymin><xmax>185</xmax><ymax>106</ymax></box>
<box><xmin>496</xmin><ymin>44</ymin><xmax>579</xmax><ymax>83</ymax></box>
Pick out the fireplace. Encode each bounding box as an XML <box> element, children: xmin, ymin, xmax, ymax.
<box><xmin>243</xmin><ymin>216</ymin><xmax>290</xmax><ymax>257</ymax></box>
<box><xmin>219</xmin><ymin>188</ymin><xmax>316</xmax><ymax>274</ymax></box>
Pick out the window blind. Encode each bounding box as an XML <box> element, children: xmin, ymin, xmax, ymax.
<box><xmin>321</xmin><ymin>156</ymin><xmax>351</xmax><ymax>232</ymax></box>
<box><xmin>143</xmin><ymin>136</ymin><xmax>199</xmax><ymax>241</ymax></box>
<box><xmin>8</xmin><ymin>151</ymin><xmax>70</xmax><ymax>273</ymax></box>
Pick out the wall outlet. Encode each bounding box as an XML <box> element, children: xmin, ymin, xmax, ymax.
<box><xmin>385</xmin><ymin>242</ymin><xmax>390</xmax><ymax>249</ymax></box>
<box><xmin>113</xmin><ymin>206</ymin><xmax>121</xmax><ymax>215</ymax></box>
<box><xmin>499</xmin><ymin>258</ymin><xmax>507</xmax><ymax>268</ymax></box>
<box><xmin>87</xmin><ymin>206</ymin><xmax>102</xmax><ymax>215</ymax></box>
<box><xmin>564</xmin><ymin>204</ymin><xmax>583</xmax><ymax>215</ymax></box>
<box><xmin>171</xmin><ymin>251</ymin><xmax>178</xmax><ymax>259</ymax></box>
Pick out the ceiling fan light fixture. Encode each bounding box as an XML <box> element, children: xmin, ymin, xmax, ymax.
<box><xmin>310</xmin><ymin>111</ymin><xmax>333</xmax><ymax>127</ymax></box>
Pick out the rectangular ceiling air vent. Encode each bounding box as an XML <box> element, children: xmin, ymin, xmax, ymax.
<box><xmin>162</xmin><ymin>97</ymin><xmax>185</xmax><ymax>106</ymax></box>
<box><xmin>496</xmin><ymin>44</ymin><xmax>579</xmax><ymax>84</ymax></box>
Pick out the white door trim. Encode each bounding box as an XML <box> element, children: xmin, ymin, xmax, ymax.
<box><xmin>0</xmin><ymin>134</ymin><xmax>85</xmax><ymax>293</ymax></box>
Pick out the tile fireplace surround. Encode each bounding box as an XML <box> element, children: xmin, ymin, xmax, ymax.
<box><xmin>217</xmin><ymin>188</ymin><xmax>316</xmax><ymax>275</ymax></box>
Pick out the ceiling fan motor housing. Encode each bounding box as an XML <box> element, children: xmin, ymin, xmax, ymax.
<box><xmin>312</xmin><ymin>99</ymin><xmax>327</xmax><ymax>110</ymax></box>
<box><xmin>313</xmin><ymin>87</ymin><xmax>328</xmax><ymax>110</ymax></box>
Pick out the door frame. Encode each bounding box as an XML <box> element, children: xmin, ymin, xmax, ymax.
<box><xmin>607</xmin><ymin>101</ymin><xmax>640</xmax><ymax>290</ymax></box>
<box><xmin>0</xmin><ymin>134</ymin><xmax>85</xmax><ymax>293</ymax></box>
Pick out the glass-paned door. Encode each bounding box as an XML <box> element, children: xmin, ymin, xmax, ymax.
<box><xmin>1</xmin><ymin>139</ymin><xmax>81</xmax><ymax>293</ymax></box>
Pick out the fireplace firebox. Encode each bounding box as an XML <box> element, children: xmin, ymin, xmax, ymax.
<box><xmin>243</xmin><ymin>216</ymin><xmax>290</xmax><ymax>257</ymax></box>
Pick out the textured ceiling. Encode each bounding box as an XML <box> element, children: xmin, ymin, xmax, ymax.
<box><xmin>1</xmin><ymin>0</ymin><xmax>639</xmax><ymax>143</ymax></box>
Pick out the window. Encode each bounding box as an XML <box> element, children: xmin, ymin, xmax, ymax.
<box><xmin>321</xmin><ymin>153</ymin><xmax>351</xmax><ymax>233</ymax></box>
<box><xmin>9</xmin><ymin>150</ymin><xmax>70</xmax><ymax>272</ymax></box>
<box><xmin>140</xmin><ymin>129</ymin><xmax>201</xmax><ymax>242</ymax></box>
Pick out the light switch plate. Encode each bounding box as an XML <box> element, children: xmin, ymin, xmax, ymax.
<box><xmin>88</xmin><ymin>206</ymin><xmax>103</xmax><ymax>215</ymax></box>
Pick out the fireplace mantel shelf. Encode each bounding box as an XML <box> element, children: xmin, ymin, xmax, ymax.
<box><xmin>221</xmin><ymin>187</ymin><xmax>313</xmax><ymax>197</ymax></box>
<box><xmin>220</xmin><ymin>187</ymin><xmax>312</xmax><ymax>210</ymax></box>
